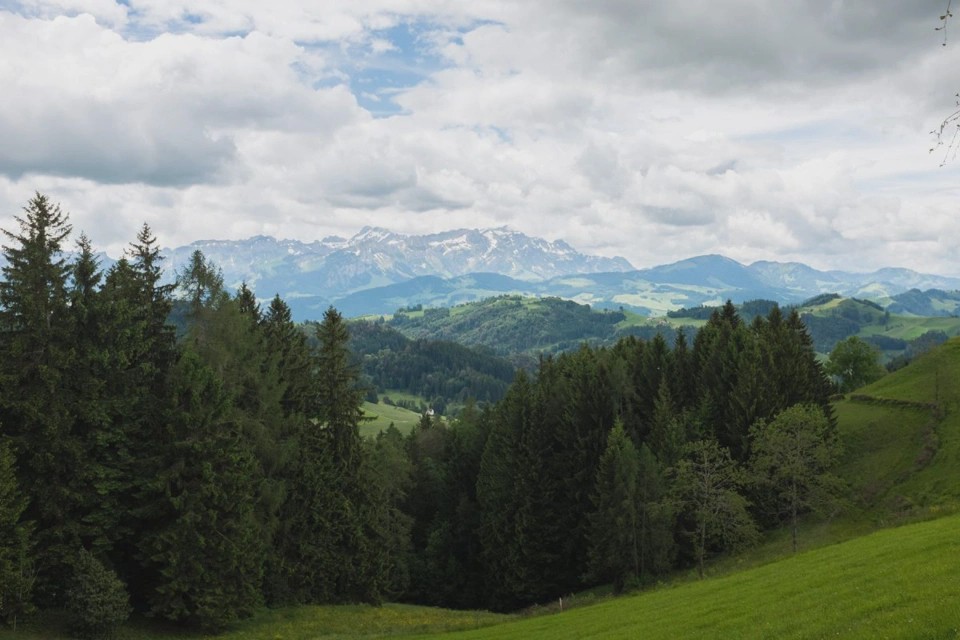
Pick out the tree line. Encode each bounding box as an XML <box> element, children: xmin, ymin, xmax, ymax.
<box><xmin>0</xmin><ymin>195</ymin><xmax>399</xmax><ymax>632</ymax></box>
<box><xmin>398</xmin><ymin>301</ymin><xmax>841</xmax><ymax>611</ymax></box>
<box><xmin>0</xmin><ymin>194</ymin><xmax>844</xmax><ymax>633</ymax></box>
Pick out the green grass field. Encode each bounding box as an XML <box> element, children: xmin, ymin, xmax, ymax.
<box><xmin>360</xmin><ymin>399</ymin><xmax>423</xmax><ymax>437</ymax></box>
<box><xmin>409</xmin><ymin>513</ymin><xmax>960</xmax><ymax>640</ymax></box>
<box><xmin>1</xmin><ymin>604</ymin><xmax>512</xmax><ymax>640</ymax></box>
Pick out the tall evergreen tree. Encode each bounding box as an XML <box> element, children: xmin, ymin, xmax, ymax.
<box><xmin>0</xmin><ymin>437</ymin><xmax>34</xmax><ymax>627</ymax></box>
<box><xmin>476</xmin><ymin>370</ymin><xmax>534</xmax><ymax>610</ymax></box>
<box><xmin>285</xmin><ymin>306</ymin><xmax>378</xmax><ymax>604</ymax></box>
<box><xmin>263</xmin><ymin>295</ymin><xmax>312</xmax><ymax>418</ymax></box>
<box><xmin>635</xmin><ymin>443</ymin><xmax>673</xmax><ymax>583</ymax></box>
<box><xmin>648</xmin><ymin>380</ymin><xmax>687</xmax><ymax>469</ymax></box>
<box><xmin>141</xmin><ymin>351</ymin><xmax>264</xmax><ymax>630</ymax></box>
<box><xmin>0</xmin><ymin>193</ymin><xmax>79</xmax><ymax>595</ymax></box>
<box><xmin>584</xmin><ymin>420</ymin><xmax>640</xmax><ymax>594</ymax></box>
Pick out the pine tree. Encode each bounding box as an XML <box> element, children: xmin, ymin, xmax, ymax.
<box><xmin>141</xmin><ymin>351</ymin><xmax>264</xmax><ymax>630</ymax></box>
<box><xmin>0</xmin><ymin>193</ymin><xmax>79</xmax><ymax>595</ymax></box>
<box><xmin>476</xmin><ymin>370</ymin><xmax>533</xmax><ymax>610</ymax></box>
<box><xmin>263</xmin><ymin>295</ymin><xmax>312</xmax><ymax>418</ymax></box>
<box><xmin>236</xmin><ymin>283</ymin><xmax>262</xmax><ymax>324</ymax></box>
<box><xmin>285</xmin><ymin>306</ymin><xmax>378</xmax><ymax>604</ymax></box>
<box><xmin>0</xmin><ymin>437</ymin><xmax>34</xmax><ymax>627</ymax></box>
<box><xmin>635</xmin><ymin>443</ymin><xmax>673</xmax><ymax>583</ymax></box>
<box><xmin>648</xmin><ymin>380</ymin><xmax>686</xmax><ymax>469</ymax></box>
<box><xmin>66</xmin><ymin>236</ymin><xmax>126</xmax><ymax>555</ymax></box>
<box><xmin>584</xmin><ymin>420</ymin><xmax>640</xmax><ymax>594</ymax></box>
<box><xmin>313</xmin><ymin>307</ymin><xmax>365</xmax><ymax>478</ymax></box>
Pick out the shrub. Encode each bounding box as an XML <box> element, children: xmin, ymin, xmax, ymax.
<box><xmin>66</xmin><ymin>550</ymin><xmax>131</xmax><ymax>639</ymax></box>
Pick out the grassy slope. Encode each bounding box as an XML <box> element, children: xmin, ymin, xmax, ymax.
<box><xmin>848</xmin><ymin>337</ymin><xmax>960</xmax><ymax>509</ymax></box>
<box><xmin>361</xmin><ymin>399</ymin><xmax>423</xmax><ymax>437</ymax></box>
<box><xmin>801</xmin><ymin>297</ymin><xmax>960</xmax><ymax>343</ymax></box>
<box><xmin>2</xmin><ymin>604</ymin><xmax>512</xmax><ymax>640</ymax></box>
<box><xmin>413</xmin><ymin>338</ymin><xmax>960</xmax><ymax>640</ymax></box>
<box><xmin>414</xmin><ymin>514</ymin><xmax>960</xmax><ymax>640</ymax></box>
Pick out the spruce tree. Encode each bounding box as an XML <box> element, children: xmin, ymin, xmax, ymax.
<box><xmin>648</xmin><ymin>380</ymin><xmax>686</xmax><ymax>469</ymax></box>
<box><xmin>0</xmin><ymin>193</ymin><xmax>79</xmax><ymax>595</ymax></box>
<box><xmin>285</xmin><ymin>306</ymin><xmax>378</xmax><ymax>604</ymax></box>
<box><xmin>263</xmin><ymin>295</ymin><xmax>312</xmax><ymax>418</ymax></box>
<box><xmin>141</xmin><ymin>351</ymin><xmax>264</xmax><ymax>630</ymax></box>
<box><xmin>584</xmin><ymin>420</ymin><xmax>640</xmax><ymax>594</ymax></box>
<box><xmin>476</xmin><ymin>370</ymin><xmax>533</xmax><ymax>610</ymax></box>
<box><xmin>0</xmin><ymin>437</ymin><xmax>34</xmax><ymax>627</ymax></box>
<box><xmin>635</xmin><ymin>443</ymin><xmax>673</xmax><ymax>583</ymax></box>
<box><xmin>66</xmin><ymin>236</ymin><xmax>127</xmax><ymax>555</ymax></box>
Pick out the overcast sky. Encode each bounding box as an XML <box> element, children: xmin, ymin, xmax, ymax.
<box><xmin>2</xmin><ymin>0</ymin><xmax>960</xmax><ymax>273</ymax></box>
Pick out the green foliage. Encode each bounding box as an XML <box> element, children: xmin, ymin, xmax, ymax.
<box><xmin>0</xmin><ymin>438</ymin><xmax>33</xmax><ymax>627</ymax></box>
<box><xmin>750</xmin><ymin>405</ymin><xmax>845</xmax><ymax>552</ymax></box>
<box><xmin>584</xmin><ymin>421</ymin><xmax>640</xmax><ymax>594</ymax></box>
<box><xmin>0</xmin><ymin>193</ymin><xmax>79</xmax><ymax>593</ymax></box>
<box><xmin>65</xmin><ymin>550</ymin><xmax>131</xmax><ymax>639</ymax></box>
<box><xmin>175</xmin><ymin>249</ymin><xmax>227</xmax><ymax>314</ymax></box>
<box><xmin>671</xmin><ymin>440</ymin><xmax>757</xmax><ymax>578</ymax></box>
<box><xmin>388</xmin><ymin>296</ymin><xmax>625</xmax><ymax>355</ymax></box>
<box><xmin>349</xmin><ymin>320</ymin><xmax>514</xmax><ymax>405</ymax></box>
<box><xmin>826</xmin><ymin>336</ymin><xmax>885</xmax><ymax>392</ymax></box>
<box><xmin>142</xmin><ymin>351</ymin><xmax>264</xmax><ymax>630</ymax></box>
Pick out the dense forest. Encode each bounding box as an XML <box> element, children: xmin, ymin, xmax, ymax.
<box><xmin>346</xmin><ymin>320</ymin><xmax>515</xmax><ymax>406</ymax></box>
<box><xmin>0</xmin><ymin>195</ymin><xmax>843</xmax><ymax>634</ymax></box>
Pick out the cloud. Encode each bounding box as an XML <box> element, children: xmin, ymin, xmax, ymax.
<box><xmin>1</xmin><ymin>0</ymin><xmax>960</xmax><ymax>277</ymax></box>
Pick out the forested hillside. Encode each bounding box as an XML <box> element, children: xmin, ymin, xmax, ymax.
<box><xmin>0</xmin><ymin>196</ymin><xmax>405</xmax><ymax>631</ymax></box>
<box><xmin>346</xmin><ymin>320</ymin><xmax>515</xmax><ymax>406</ymax></box>
<box><xmin>11</xmin><ymin>194</ymin><xmax>960</xmax><ymax>640</ymax></box>
<box><xmin>0</xmin><ymin>195</ymin><xmax>845</xmax><ymax>634</ymax></box>
<box><xmin>387</xmin><ymin>296</ymin><xmax>634</xmax><ymax>355</ymax></box>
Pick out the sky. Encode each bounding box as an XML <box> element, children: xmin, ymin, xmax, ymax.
<box><xmin>2</xmin><ymin>0</ymin><xmax>960</xmax><ymax>274</ymax></box>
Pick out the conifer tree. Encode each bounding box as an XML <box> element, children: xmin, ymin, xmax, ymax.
<box><xmin>476</xmin><ymin>370</ymin><xmax>534</xmax><ymax>610</ymax></box>
<box><xmin>0</xmin><ymin>193</ymin><xmax>79</xmax><ymax>594</ymax></box>
<box><xmin>584</xmin><ymin>420</ymin><xmax>640</xmax><ymax>594</ymax></box>
<box><xmin>285</xmin><ymin>306</ymin><xmax>378</xmax><ymax>604</ymax></box>
<box><xmin>635</xmin><ymin>443</ymin><xmax>673</xmax><ymax>583</ymax></box>
<box><xmin>263</xmin><ymin>295</ymin><xmax>312</xmax><ymax>418</ymax></box>
<box><xmin>141</xmin><ymin>351</ymin><xmax>264</xmax><ymax>630</ymax></box>
<box><xmin>236</xmin><ymin>282</ymin><xmax>261</xmax><ymax>323</ymax></box>
<box><xmin>0</xmin><ymin>437</ymin><xmax>34</xmax><ymax>627</ymax></box>
<box><xmin>648</xmin><ymin>380</ymin><xmax>687</xmax><ymax>469</ymax></box>
<box><xmin>66</xmin><ymin>236</ymin><xmax>126</xmax><ymax>554</ymax></box>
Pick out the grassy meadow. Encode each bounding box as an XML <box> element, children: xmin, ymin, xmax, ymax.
<box><xmin>360</xmin><ymin>399</ymin><xmax>424</xmax><ymax>437</ymax></box>
<box><xmin>408</xmin><ymin>513</ymin><xmax>960</xmax><ymax>640</ymax></box>
<box><xmin>0</xmin><ymin>604</ymin><xmax>512</xmax><ymax>640</ymax></box>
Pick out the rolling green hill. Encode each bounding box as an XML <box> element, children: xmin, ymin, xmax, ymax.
<box><xmin>385</xmin><ymin>295</ymin><xmax>700</xmax><ymax>355</ymax></box>
<box><xmin>408</xmin><ymin>513</ymin><xmax>960</xmax><ymax>639</ymax></box>
<box><xmin>8</xmin><ymin>339</ymin><xmax>960</xmax><ymax>640</ymax></box>
<box><xmin>833</xmin><ymin>337</ymin><xmax>960</xmax><ymax>514</ymax></box>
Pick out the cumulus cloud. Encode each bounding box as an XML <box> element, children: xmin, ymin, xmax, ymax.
<box><xmin>1</xmin><ymin>0</ymin><xmax>960</xmax><ymax>275</ymax></box>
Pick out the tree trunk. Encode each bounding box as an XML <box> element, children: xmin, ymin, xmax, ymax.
<box><xmin>792</xmin><ymin>479</ymin><xmax>798</xmax><ymax>554</ymax></box>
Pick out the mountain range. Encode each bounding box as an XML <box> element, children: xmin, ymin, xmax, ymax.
<box><xmin>142</xmin><ymin>228</ymin><xmax>960</xmax><ymax>321</ymax></box>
